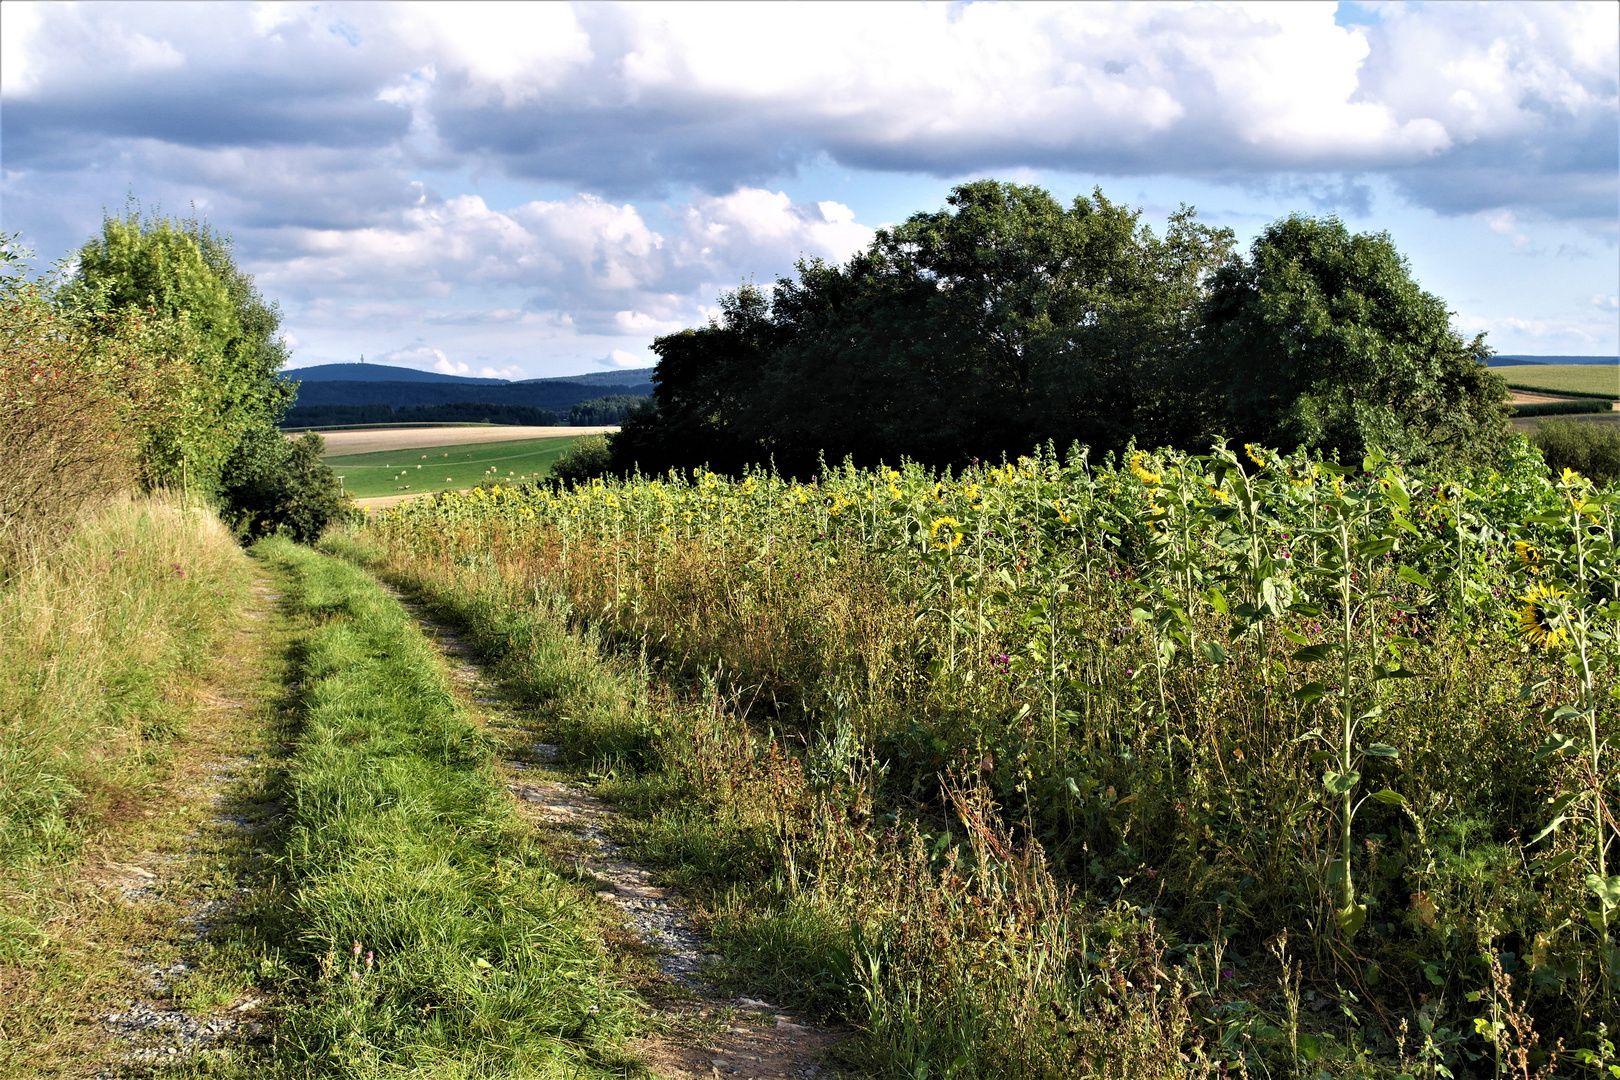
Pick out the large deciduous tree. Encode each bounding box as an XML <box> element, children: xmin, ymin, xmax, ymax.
<box><xmin>66</xmin><ymin>209</ymin><xmax>295</xmax><ymax>491</ymax></box>
<box><xmin>1198</xmin><ymin>215</ymin><xmax>1509</xmax><ymax>465</ymax></box>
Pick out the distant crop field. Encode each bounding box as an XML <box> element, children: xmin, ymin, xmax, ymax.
<box><xmin>324</xmin><ymin>435</ymin><xmax>582</xmax><ymax>498</ymax></box>
<box><xmin>1496</xmin><ymin>362</ymin><xmax>1619</xmax><ymax>398</ymax></box>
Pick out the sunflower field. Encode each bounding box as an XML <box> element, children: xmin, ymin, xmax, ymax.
<box><xmin>357</xmin><ymin>436</ymin><xmax>1618</xmax><ymax>1078</ymax></box>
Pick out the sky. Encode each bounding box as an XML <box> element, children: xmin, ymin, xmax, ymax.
<box><xmin>2</xmin><ymin>1</ymin><xmax>1616</xmax><ymax>381</ymax></box>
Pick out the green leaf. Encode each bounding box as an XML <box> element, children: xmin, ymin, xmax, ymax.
<box><xmin>1587</xmin><ymin>874</ymin><xmax>1620</xmax><ymax>911</ymax></box>
<box><xmin>1293</xmin><ymin>644</ymin><xmax>1337</xmax><ymax>663</ymax></box>
<box><xmin>1197</xmin><ymin>639</ymin><xmax>1227</xmax><ymax>665</ymax></box>
<box><xmin>1536</xmin><ymin>851</ymin><xmax>1577</xmax><ymax>874</ymax></box>
<box><xmin>1294</xmin><ymin>681</ymin><xmax>1327</xmax><ymax>703</ymax></box>
<box><xmin>1323</xmin><ymin>770</ymin><xmax>1361</xmax><ymax>796</ymax></box>
<box><xmin>1364</xmin><ymin>743</ymin><xmax>1400</xmax><ymax>758</ymax></box>
<box><xmin>1367</xmin><ymin>789</ymin><xmax>1407</xmax><ymax>806</ymax></box>
<box><xmin>1280</xmin><ymin>628</ymin><xmax>1310</xmax><ymax>646</ymax></box>
<box><xmin>1373</xmin><ymin>665</ymin><xmax>1419</xmax><ymax>680</ymax></box>
<box><xmin>1396</xmin><ymin>565</ymin><xmax>1431</xmax><ymax>588</ymax></box>
<box><xmin>1529</xmin><ymin>790</ymin><xmax>1583</xmax><ymax>845</ymax></box>
<box><xmin>1357</xmin><ymin>537</ymin><xmax>1397</xmax><ymax>558</ymax></box>
<box><xmin>1206</xmin><ymin>588</ymin><xmax>1229</xmax><ymax>615</ymax></box>
<box><xmin>1337</xmin><ymin>901</ymin><xmax>1368</xmax><ymax>937</ymax></box>
<box><xmin>1532</xmin><ymin>732</ymin><xmax>1578</xmax><ymax>762</ymax></box>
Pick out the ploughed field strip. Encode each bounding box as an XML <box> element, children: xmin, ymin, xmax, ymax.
<box><xmin>383</xmin><ymin>584</ymin><xmax>845</xmax><ymax>1080</ymax></box>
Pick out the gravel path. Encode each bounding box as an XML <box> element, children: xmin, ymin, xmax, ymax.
<box><xmin>389</xmin><ymin>585</ymin><xmax>848</xmax><ymax>1080</ymax></box>
<box><xmin>96</xmin><ymin>579</ymin><xmax>283</xmax><ymax>1072</ymax></box>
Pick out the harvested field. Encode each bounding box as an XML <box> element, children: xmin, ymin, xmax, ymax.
<box><xmin>308</xmin><ymin>425</ymin><xmax>618</xmax><ymax>457</ymax></box>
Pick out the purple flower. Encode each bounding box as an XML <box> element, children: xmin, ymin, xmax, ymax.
<box><xmin>1221</xmin><ymin>968</ymin><xmax>1235</xmax><ymax>980</ymax></box>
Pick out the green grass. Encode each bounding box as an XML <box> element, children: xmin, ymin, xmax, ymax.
<box><xmin>234</xmin><ymin>539</ymin><xmax>637</xmax><ymax>1078</ymax></box>
<box><xmin>1497</xmin><ymin>362</ymin><xmax>1619</xmax><ymax>399</ymax></box>
<box><xmin>324</xmin><ymin>436</ymin><xmax>583</xmax><ymax>499</ymax></box>
<box><xmin>0</xmin><ymin>495</ymin><xmax>251</xmax><ymax>882</ymax></box>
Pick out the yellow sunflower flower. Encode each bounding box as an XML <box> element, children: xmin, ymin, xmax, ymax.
<box><xmin>929</xmin><ymin>516</ymin><xmax>965</xmax><ymax>551</ymax></box>
<box><xmin>1517</xmin><ymin>584</ymin><xmax>1571</xmax><ymax>649</ymax></box>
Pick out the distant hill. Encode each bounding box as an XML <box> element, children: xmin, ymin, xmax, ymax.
<box><xmin>517</xmin><ymin>368</ymin><xmax>656</xmax><ymax>392</ymax></box>
<box><xmin>281</xmin><ymin>362</ymin><xmax>509</xmax><ymax>385</ymax></box>
<box><xmin>288</xmin><ymin>379</ymin><xmax>647</xmax><ymax>412</ymax></box>
<box><xmin>1489</xmin><ymin>355</ymin><xmax>1618</xmax><ymax>367</ymax></box>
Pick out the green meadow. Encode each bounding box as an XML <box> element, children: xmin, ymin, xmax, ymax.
<box><xmin>323</xmin><ymin>436</ymin><xmax>582</xmax><ymax>499</ymax></box>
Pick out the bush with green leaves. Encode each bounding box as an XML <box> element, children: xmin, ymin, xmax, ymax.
<box><xmin>1531</xmin><ymin>418</ymin><xmax>1620</xmax><ymax>486</ymax></box>
<box><xmin>219</xmin><ymin>430</ymin><xmax>351</xmax><ymax>542</ymax></box>
<box><xmin>548</xmin><ymin>433</ymin><xmax>613</xmax><ymax>485</ymax></box>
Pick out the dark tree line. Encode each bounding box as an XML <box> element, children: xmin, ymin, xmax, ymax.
<box><xmin>610</xmin><ymin>181</ymin><xmax>1508</xmax><ymax>477</ymax></box>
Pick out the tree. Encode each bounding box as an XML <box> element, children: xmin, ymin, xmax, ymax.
<box><xmin>65</xmin><ymin>207</ymin><xmax>295</xmax><ymax>491</ymax></box>
<box><xmin>1198</xmin><ymin>215</ymin><xmax>1509</xmax><ymax>464</ymax></box>
<box><xmin>609</xmin><ymin>282</ymin><xmax>778</xmax><ymax>476</ymax></box>
<box><xmin>612</xmin><ymin>181</ymin><xmax>1234</xmax><ymax>476</ymax></box>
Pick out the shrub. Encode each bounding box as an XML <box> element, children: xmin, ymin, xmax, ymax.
<box><xmin>548</xmin><ymin>432</ymin><xmax>613</xmax><ymax>485</ymax></box>
<box><xmin>1509</xmin><ymin>399</ymin><xmax>1611</xmax><ymax>418</ymax></box>
<box><xmin>1530</xmin><ymin>417</ymin><xmax>1620</xmax><ymax>485</ymax></box>
<box><xmin>0</xmin><ymin>237</ymin><xmax>158</xmax><ymax>571</ymax></box>
<box><xmin>219</xmin><ymin>429</ymin><xmax>352</xmax><ymax>542</ymax></box>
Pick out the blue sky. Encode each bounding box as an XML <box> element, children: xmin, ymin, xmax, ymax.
<box><xmin>2</xmin><ymin>1</ymin><xmax>1615</xmax><ymax>379</ymax></box>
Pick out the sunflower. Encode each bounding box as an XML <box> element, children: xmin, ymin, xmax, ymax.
<box><xmin>929</xmin><ymin>516</ymin><xmax>965</xmax><ymax>551</ymax></box>
<box><xmin>1517</xmin><ymin>583</ymin><xmax>1571</xmax><ymax>649</ymax></box>
<box><xmin>1245</xmin><ymin>443</ymin><xmax>1266</xmax><ymax>468</ymax></box>
<box><xmin>1513</xmin><ymin>541</ymin><xmax>1541</xmax><ymax>565</ymax></box>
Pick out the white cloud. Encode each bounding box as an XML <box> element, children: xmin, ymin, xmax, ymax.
<box><xmin>600</xmin><ymin>348</ymin><xmax>648</xmax><ymax>369</ymax></box>
<box><xmin>3</xmin><ymin>1</ymin><xmax>1613</xmax><ymax>372</ymax></box>
<box><xmin>1593</xmin><ymin>294</ymin><xmax>1620</xmax><ymax>311</ymax></box>
<box><xmin>261</xmin><ymin>185</ymin><xmax>872</xmax><ymax>333</ymax></box>
<box><xmin>1484</xmin><ymin>208</ymin><xmax>1530</xmax><ymax>247</ymax></box>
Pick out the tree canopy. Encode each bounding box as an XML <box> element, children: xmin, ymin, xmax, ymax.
<box><xmin>1198</xmin><ymin>214</ymin><xmax>1508</xmax><ymax>465</ymax></box>
<box><xmin>66</xmin><ymin>209</ymin><xmax>295</xmax><ymax>491</ymax></box>
<box><xmin>609</xmin><ymin>182</ymin><xmax>1509</xmax><ymax>477</ymax></box>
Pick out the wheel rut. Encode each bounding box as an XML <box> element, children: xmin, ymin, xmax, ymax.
<box><xmin>385</xmin><ymin>583</ymin><xmax>849</xmax><ymax>1080</ymax></box>
<box><xmin>91</xmin><ymin>573</ymin><xmax>286</xmax><ymax>1074</ymax></box>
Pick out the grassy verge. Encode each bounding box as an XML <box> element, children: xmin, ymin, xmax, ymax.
<box><xmin>0</xmin><ymin>494</ymin><xmax>251</xmax><ymax>914</ymax></box>
<box><xmin>238</xmin><ymin>539</ymin><xmax>636</xmax><ymax>1079</ymax></box>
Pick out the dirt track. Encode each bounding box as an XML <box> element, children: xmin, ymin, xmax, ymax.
<box><xmin>310</xmin><ymin>426</ymin><xmax>618</xmax><ymax>457</ymax></box>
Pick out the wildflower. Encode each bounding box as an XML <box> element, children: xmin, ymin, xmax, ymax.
<box><xmin>1516</xmin><ymin>584</ymin><xmax>1571</xmax><ymax>649</ymax></box>
<box><xmin>1245</xmin><ymin>444</ymin><xmax>1266</xmax><ymax>468</ymax></box>
<box><xmin>929</xmin><ymin>517</ymin><xmax>964</xmax><ymax>551</ymax></box>
<box><xmin>1513</xmin><ymin>541</ymin><xmax>1541</xmax><ymax>565</ymax></box>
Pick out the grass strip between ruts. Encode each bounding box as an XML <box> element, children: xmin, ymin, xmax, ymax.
<box><xmin>252</xmin><ymin>538</ymin><xmax>635</xmax><ymax>1079</ymax></box>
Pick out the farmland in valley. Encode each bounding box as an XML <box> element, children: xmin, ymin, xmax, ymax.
<box><xmin>1496</xmin><ymin>362</ymin><xmax>1619</xmax><ymax>399</ymax></box>
<box><xmin>322</xmin><ymin>432</ymin><xmax>592</xmax><ymax>498</ymax></box>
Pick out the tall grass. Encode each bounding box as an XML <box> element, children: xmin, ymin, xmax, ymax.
<box><xmin>0</xmin><ymin>493</ymin><xmax>250</xmax><ymax>879</ymax></box>
<box><xmin>351</xmin><ymin>440</ymin><xmax>1618</xmax><ymax>1078</ymax></box>
<box><xmin>245</xmin><ymin>540</ymin><xmax>637</xmax><ymax>1079</ymax></box>
<box><xmin>328</xmin><ymin>539</ymin><xmax>1248</xmax><ymax>1079</ymax></box>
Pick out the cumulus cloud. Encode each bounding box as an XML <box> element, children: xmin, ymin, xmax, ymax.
<box><xmin>3</xmin><ymin>1</ymin><xmax>1614</xmax><ymax>371</ymax></box>
<box><xmin>5</xmin><ymin>2</ymin><xmax>1613</xmax><ymax>218</ymax></box>
<box><xmin>256</xmin><ymin>186</ymin><xmax>871</xmax><ymax>333</ymax></box>
<box><xmin>600</xmin><ymin>348</ymin><xmax>649</xmax><ymax>369</ymax></box>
